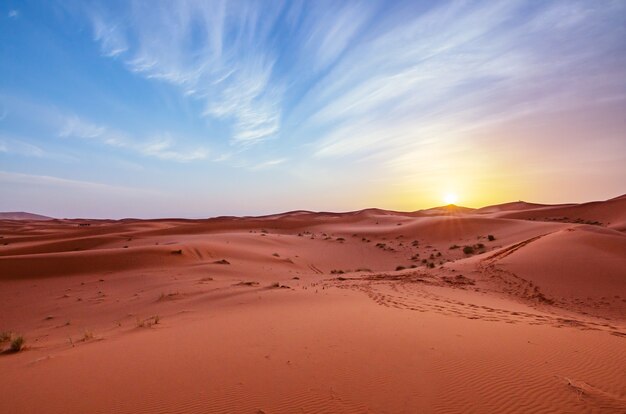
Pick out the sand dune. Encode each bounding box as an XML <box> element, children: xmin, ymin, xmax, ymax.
<box><xmin>497</xmin><ymin>194</ymin><xmax>626</xmax><ymax>231</ymax></box>
<box><xmin>1</xmin><ymin>196</ymin><xmax>625</xmax><ymax>413</ymax></box>
<box><xmin>0</xmin><ymin>211</ymin><xmax>54</xmax><ymax>220</ymax></box>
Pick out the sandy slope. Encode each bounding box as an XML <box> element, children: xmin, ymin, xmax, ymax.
<box><xmin>1</xmin><ymin>196</ymin><xmax>625</xmax><ymax>413</ymax></box>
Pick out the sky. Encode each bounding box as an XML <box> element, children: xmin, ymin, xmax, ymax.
<box><xmin>1</xmin><ymin>0</ymin><xmax>625</xmax><ymax>218</ymax></box>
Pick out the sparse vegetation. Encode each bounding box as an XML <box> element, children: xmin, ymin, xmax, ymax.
<box><xmin>330</xmin><ymin>269</ymin><xmax>345</xmax><ymax>274</ymax></box>
<box><xmin>234</xmin><ymin>281</ymin><xmax>259</xmax><ymax>287</ymax></box>
<box><xmin>1</xmin><ymin>331</ymin><xmax>12</xmax><ymax>343</ymax></box>
<box><xmin>463</xmin><ymin>245</ymin><xmax>475</xmax><ymax>254</ymax></box>
<box><xmin>136</xmin><ymin>315</ymin><xmax>160</xmax><ymax>328</ymax></box>
<box><xmin>488</xmin><ymin>235</ymin><xmax>496</xmax><ymax>241</ymax></box>
<box><xmin>10</xmin><ymin>336</ymin><xmax>25</xmax><ymax>352</ymax></box>
<box><xmin>213</xmin><ymin>259</ymin><xmax>230</xmax><ymax>265</ymax></box>
<box><xmin>449</xmin><ymin>244</ymin><xmax>460</xmax><ymax>249</ymax></box>
<box><xmin>395</xmin><ymin>265</ymin><xmax>406</xmax><ymax>271</ymax></box>
<box><xmin>171</xmin><ymin>249</ymin><xmax>183</xmax><ymax>255</ymax></box>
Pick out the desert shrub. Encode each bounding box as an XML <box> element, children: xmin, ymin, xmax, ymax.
<box><xmin>330</xmin><ymin>269</ymin><xmax>344</xmax><ymax>274</ymax></box>
<box><xmin>487</xmin><ymin>235</ymin><xmax>496</xmax><ymax>241</ymax></box>
<box><xmin>463</xmin><ymin>246</ymin><xmax>475</xmax><ymax>255</ymax></box>
<box><xmin>476</xmin><ymin>243</ymin><xmax>485</xmax><ymax>249</ymax></box>
<box><xmin>428</xmin><ymin>263</ymin><xmax>435</xmax><ymax>268</ymax></box>
<box><xmin>10</xmin><ymin>336</ymin><xmax>24</xmax><ymax>352</ymax></box>
<box><xmin>395</xmin><ymin>265</ymin><xmax>406</xmax><ymax>271</ymax></box>
<box><xmin>0</xmin><ymin>331</ymin><xmax>11</xmax><ymax>343</ymax></box>
<box><xmin>171</xmin><ymin>249</ymin><xmax>183</xmax><ymax>255</ymax></box>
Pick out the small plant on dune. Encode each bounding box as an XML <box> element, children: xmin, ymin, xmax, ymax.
<box><xmin>272</xmin><ymin>253</ymin><xmax>280</xmax><ymax>257</ymax></box>
<box><xmin>269</xmin><ymin>282</ymin><xmax>281</xmax><ymax>288</ymax></box>
<box><xmin>428</xmin><ymin>263</ymin><xmax>435</xmax><ymax>269</ymax></box>
<box><xmin>10</xmin><ymin>336</ymin><xmax>25</xmax><ymax>352</ymax></box>
<box><xmin>213</xmin><ymin>259</ymin><xmax>230</xmax><ymax>265</ymax></box>
<box><xmin>330</xmin><ymin>269</ymin><xmax>344</xmax><ymax>274</ymax></box>
<box><xmin>82</xmin><ymin>330</ymin><xmax>94</xmax><ymax>342</ymax></box>
<box><xmin>449</xmin><ymin>244</ymin><xmax>460</xmax><ymax>249</ymax></box>
<box><xmin>136</xmin><ymin>315</ymin><xmax>160</xmax><ymax>328</ymax></box>
<box><xmin>0</xmin><ymin>331</ymin><xmax>11</xmax><ymax>343</ymax></box>
<box><xmin>463</xmin><ymin>245</ymin><xmax>475</xmax><ymax>255</ymax></box>
<box><xmin>395</xmin><ymin>265</ymin><xmax>406</xmax><ymax>271</ymax></box>
<box><xmin>171</xmin><ymin>249</ymin><xmax>183</xmax><ymax>255</ymax></box>
<box><xmin>488</xmin><ymin>235</ymin><xmax>496</xmax><ymax>241</ymax></box>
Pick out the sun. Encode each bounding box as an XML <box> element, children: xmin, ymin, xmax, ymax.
<box><xmin>443</xmin><ymin>193</ymin><xmax>458</xmax><ymax>205</ymax></box>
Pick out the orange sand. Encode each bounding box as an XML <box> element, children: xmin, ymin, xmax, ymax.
<box><xmin>1</xmin><ymin>195</ymin><xmax>625</xmax><ymax>413</ymax></box>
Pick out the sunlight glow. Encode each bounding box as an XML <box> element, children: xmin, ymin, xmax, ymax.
<box><xmin>444</xmin><ymin>193</ymin><xmax>458</xmax><ymax>205</ymax></box>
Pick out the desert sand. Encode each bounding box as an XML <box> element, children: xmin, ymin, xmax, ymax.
<box><xmin>1</xmin><ymin>196</ymin><xmax>625</xmax><ymax>413</ymax></box>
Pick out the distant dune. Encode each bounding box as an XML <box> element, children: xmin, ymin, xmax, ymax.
<box><xmin>0</xmin><ymin>194</ymin><xmax>624</xmax><ymax>413</ymax></box>
<box><xmin>0</xmin><ymin>211</ymin><xmax>54</xmax><ymax>220</ymax></box>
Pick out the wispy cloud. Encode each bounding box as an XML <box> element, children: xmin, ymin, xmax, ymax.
<box><xmin>0</xmin><ymin>170</ymin><xmax>160</xmax><ymax>195</ymax></box>
<box><xmin>251</xmin><ymin>158</ymin><xmax>287</xmax><ymax>170</ymax></box>
<box><xmin>8</xmin><ymin>9</ymin><xmax>19</xmax><ymax>19</ymax></box>
<box><xmin>88</xmin><ymin>2</ymin><xmax>375</xmax><ymax>147</ymax></box>
<box><xmin>304</xmin><ymin>0</ymin><xmax>626</xmax><ymax>173</ymax></box>
<box><xmin>0</xmin><ymin>136</ymin><xmax>45</xmax><ymax>157</ymax></box>
<box><xmin>58</xmin><ymin>115</ymin><xmax>208</xmax><ymax>162</ymax></box>
<box><xmin>92</xmin><ymin>15</ymin><xmax>128</xmax><ymax>57</ymax></box>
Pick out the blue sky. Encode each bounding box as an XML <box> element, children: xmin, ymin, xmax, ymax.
<box><xmin>1</xmin><ymin>0</ymin><xmax>625</xmax><ymax>218</ymax></box>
